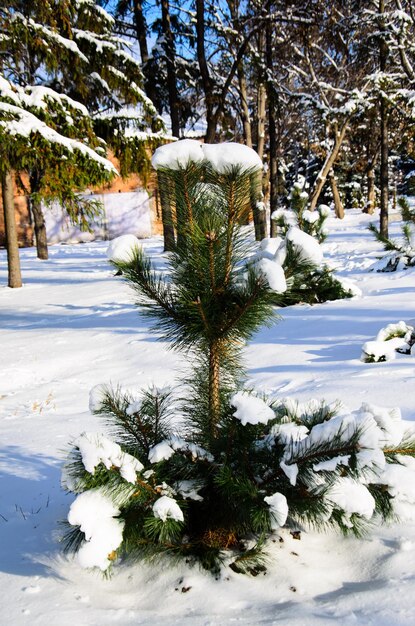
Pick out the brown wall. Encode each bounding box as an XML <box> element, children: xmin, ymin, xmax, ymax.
<box><xmin>0</xmin><ymin>153</ymin><xmax>164</xmax><ymax>247</ymax></box>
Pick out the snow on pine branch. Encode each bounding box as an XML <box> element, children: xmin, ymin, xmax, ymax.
<box><xmin>0</xmin><ymin>102</ymin><xmax>116</xmax><ymax>173</ymax></box>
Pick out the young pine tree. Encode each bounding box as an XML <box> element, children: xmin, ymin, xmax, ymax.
<box><xmin>63</xmin><ymin>141</ymin><xmax>415</xmax><ymax>576</ymax></box>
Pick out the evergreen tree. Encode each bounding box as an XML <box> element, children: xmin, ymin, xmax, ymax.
<box><xmin>0</xmin><ymin>0</ymin><xmax>165</xmax><ymax>259</ymax></box>
<box><xmin>63</xmin><ymin>141</ymin><xmax>415</xmax><ymax>575</ymax></box>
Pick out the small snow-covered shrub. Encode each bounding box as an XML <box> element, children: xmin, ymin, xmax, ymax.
<box><xmin>369</xmin><ymin>221</ymin><xmax>415</xmax><ymax>272</ymax></box>
<box><xmin>253</xmin><ymin>228</ymin><xmax>354</xmax><ymax>307</ymax></box>
<box><xmin>271</xmin><ymin>176</ymin><xmax>330</xmax><ymax>243</ymax></box>
<box><xmin>63</xmin><ymin>388</ymin><xmax>415</xmax><ymax>574</ymax></box>
<box><xmin>361</xmin><ymin>321</ymin><xmax>415</xmax><ymax>362</ymax></box>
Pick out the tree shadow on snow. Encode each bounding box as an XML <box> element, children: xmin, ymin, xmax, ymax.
<box><xmin>0</xmin><ymin>445</ymin><xmax>71</xmax><ymax>579</ymax></box>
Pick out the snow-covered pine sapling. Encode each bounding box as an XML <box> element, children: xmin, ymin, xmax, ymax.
<box><xmin>271</xmin><ymin>176</ymin><xmax>330</xmax><ymax>243</ymax></box>
<box><xmin>368</xmin><ymin>221</ymin><xmax>415</xmax><ymax>271</ymax></box>
<box><xmin>361</xmin><ymin>321</ymin><xmax>415</xmax><ymax>362</ymax></box>
<box><xmin>63</xmin><ymin>141</ymin><xmax>415</xmax><ymax>576</ymax></box>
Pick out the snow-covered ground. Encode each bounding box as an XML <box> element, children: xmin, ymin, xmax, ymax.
<box><xmin>1</xmin><ymin>209</ymin><xmax>415</xmax><ymax>626</ymax></box>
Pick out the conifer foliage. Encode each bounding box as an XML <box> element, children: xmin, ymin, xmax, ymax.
<box><xmin>63</xmin><ymin>142</ymin><xmax>415</xmax><ymax>576</ymax></box>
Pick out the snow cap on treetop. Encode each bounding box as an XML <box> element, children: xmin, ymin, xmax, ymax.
<box><xmin>106</xmin><ymin>234</ymin><xmax>141</xmax><ymax>263</ymax></box>
<box><xmin>151</xmin><ymin>139</ymin><xmax>263</xmax><ymax>173</ymax></box>
<box><xmin>201</xmin><ymin>142</ymin><xmax>263</xmax><ymax>173</ymax></box>
<box><xmin>151</xmin><ymin>138</ymin><xmax>204</xmax><ymax>169</ymax></box>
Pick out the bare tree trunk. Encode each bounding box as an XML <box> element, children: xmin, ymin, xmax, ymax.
<box><xmin>30</xmin><ymin>196</ymin><xmax>48</xmax><ymax>260</ymax></box>
<box><xmin>379</xmin><ymin>0</ymin><xmax>389</xmax><ymax>237</ymax></box>
<box><xmin>364</xmin><ymin>167</ymin><xmax>376</xmax><ymax>214</ymax></box>
<box><xmin>257</xmin><ymin>82</ymin><xmax>266</xmax><ymax>159</ymax></box>
<box><xmin>196</xmin><ymin>0</ymin><xmax>216</xmax><ymax>143</ymax></box>
<box><xmin>266</xmin><ymin>21</ymin><xmax>278</xmax><ymax>238</ymax></box>
<box><xmin>161</xmin><ymin>0</ymin><xmax>180</xmax><ymax>138</ymax></box>
<box><xmin>238</xmin><ymin>63</ymin><xmax>252</xmax><ymax>147</ymax></box>
<box><xmin>208</xmin><ymin>340</ymin><xmax>220</xmax><ymax>438</ymax></box>
<box><xmin>132</xmin><ymin>0</ymin><xmax>160</xmax><ymax>119</ymax></box>
<box><xmin>309</xmin><ymin>123</ymin><xmax>348</xmax><ymax>212</ymax></box>
<box><xmin>251</xmin><ymin>171</ymin><xmax>267</xmax><ymax>240</ymax></box>
<box><xmin>329</xmin><ymin>169</ymin><xmax>344</xmax><ymax>219</ymax></box>
<box><xmin>2</xmin><ymin>169</ymin><xmax>22</xmax><ymax>288</ymax></box>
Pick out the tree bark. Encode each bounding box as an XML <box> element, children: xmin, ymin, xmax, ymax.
<box><xmin>132</xmin><ymin>0</ymin><xmax>160</xmax><ymax>117</ymax></box>
<box><xmin>238</xmin><ymin>63</ymin><xmax>252</xmax><ymax>147</ymax></box>
<box><xmin>266</xmin><ymin>20</ymin><xmax>278</xmax><ymax>238</ymax></box>
<box><xmin>158</xmin><ymin>172</ymin><xmax>176</xmax><ymax>251</ymax></box>
<box><xmin>328</xmin><ymin>169</ymin><xmax>344</xmax><ymax>219</ymax></box>
<box><xmin>364</xmin><ymin>167</ymin><xmax>376</xmax><ymax>214</ymax></box>
<box><xmin>208</xmin><ymin>340</ymin><xmax>220</xmax><ymax>438</ymax></box>
<box><xmin>161</xmin><ymin>0</ymin><xmax>181</xmax><ymax>138</ymax></box>
<box><xmin>196</xmin><ymin>0</ymin><xmax>216</xmax><ymax>143</ymax></box>
<box><xmin>2</xmin><ymin>170</ymin><xmax>22</xmax><ymax>288</ymax></box>
<box><xmin>31</xmin><ymin>196</ymin><xmax>48</xmax><ymax>260</ymax></box>
<box><xmin>378</xmin><ymin>0</ymin><xmax>389</xmax><ymax>237</ymax></box>
<box><xmin>251</xmin><ymin>171</ymin><xmax>267</xmax><ymax>240</ymax></box>
<box><xmin>309</xmin><ymin>123</ymin><xmax>348</xmax><ymax>211</ymax></box>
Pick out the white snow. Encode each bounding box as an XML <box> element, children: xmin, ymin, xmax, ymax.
<box><xmin>201</xmin><ymin>142</ymin><xmax>263</xmax><ymax>173</ymax></box>
<box><xmin>2</xmin><ymin>208</ymin><xmax>415</xmax><ymax>625</ymax></box>
<box><xmin>256</xmin><ymin>258</ymin><xmax>287</xmax><ymax>292</ymax></box>
<box><xmin>327</xmin><ymin>478</ymin><xmax>376</xmax><ymax>522</ymax></box>
<box><xmin>303</xmin><ymin>209</ymin><xmax>320</xmax><ymax>224</ymax></box>
<box><xmin>286</xmin><ymin>226</ymin><xmax>324</xmax><ymax>265</ymax></box>
<box><xmin>264</xmin><ymin>492</ymin><xmax>289</xmax><ymax>528</ymax></box>
<box><xmin>151</xmin><ymin>139</ymin><xmax>203</xmax><ymax>169</ymax></box>
<box><xmin>151</xmin><ymin>140</ymin><xmax>262</xmax><ymax>173</ymax></box>
<box><xmin>67</xmin><ymin>489</ymin><xmax>125</xmax><ymax>570</ymax></box>
<box><xmin>152</xmin><ymin>496</ymin><xmax>184</xmax><ymax>523</ymax></box>
<box><xmin>361</xmin><ymin>340</ymin><xmax>397</xmax><ymax>362</ymax></box>
<box><xmin>72</xmin><ymin>432</ymin><xmax>143</xmax><ymax>483</ymax></box>
<box><xmin>106</xmin><ymin>234</ymin><xmax>141</xmax><ymax>263</ymax></box>
<box><xmin>231</xmin><ymin>392</ymin><xmax>275</xmax><ymax>426</ymax></box>
<box><xmin>148</xmin><ymin>441</ymin><xmax>175</xmax><ymax>464</ymax></box>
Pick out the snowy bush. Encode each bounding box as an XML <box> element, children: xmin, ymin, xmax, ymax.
<box><xmin>271</xmin><ymin>176</ymin><xmax>330</xmax><ymax>243</ymax></box>
<box><xmin>369</xmin><ymin>221</ymin><xmax>415</xmax><ymax>272</ymax></box>
<box><xmin>63</xmin><ymin>388</ymin><xmax>415</xmax><ymax>574</ymax></box>
<box><xmin>361</xmin><ymin>321</ymin><xmax>415</xmax><ymax>363</ymax></box>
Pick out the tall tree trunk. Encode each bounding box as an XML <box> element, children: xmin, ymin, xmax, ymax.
<box><xmin>132</xmin><ymin>0</ymin><xmax>160</xmax><ymax>118</ymax></box>
<box><xmin>251</xmin><ymin>171</ymin><xmax>267</xmax><ymax>240</ymax></box>
<box><xmin>161</xmin><ymin>0</ymin><xmax>180</xmax><ymax>138</ymax></box>
<box><xmin>257</xmin><ymin>82</ymin><xmax>266</xmax><ymax>159</ymax></box>
<box><xmin>31</xmin><ymin>195</ymin><xmax>48</xmax><ymax>260</ymax></box>
<box><xmin>2</xmin><ymin>169</ymin><xmax>22</xmax><ymax>288</ymax></box>
<box><xmin>29</xmin><ymin>170</ymin><xmax>48</xmax><ymax>259</ymax></box>
<box><xmin>309</xmin><ymin>122</ymin><xmax>348</xmax><ymax>211</ymax></box>
<box><xmin>379</xmin><ymin>0</ymin><xmax>389</xmax><ymax>237</ymax></box>
<box><xmin>196</xmin><ymin>0</ymin><xmax>216</xmax><ymax>143</ymax></box>
<box><xmin>364</xmin><ymin>167</ymin><xmax>376</xmax><ymax>214</ymax></box>
<box><xmin>266</xmin><ymin>20</ymin><xmax>278</xmax><ymax>238</ymax></box>
<box><xmin>328</xmin><ymin>169</ymin><xmax>344</xmax><ymax>219</ymax></box>
<box><xmin>238</xmin><ymin>63</ymin><xmax>252</xmax><ymax>147</ymax></box>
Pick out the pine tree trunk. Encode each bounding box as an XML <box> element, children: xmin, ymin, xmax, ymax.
<box><xmin>31</xmin><ymin>195</ymin><xmax>48</xmax><ymax>260</ymax></box>
<box><xmin>329</xmin><ymin>170</ymin><xmax>344</xmax><ymax>219</ymax></box>
<box><xmin>208</xmin><ymin>341</ymin><xmax>220</xmax><ymax>438</ymax></box>
<box><xmin>2</xmin><ymin>169</ymin><xmax>22</xmax><ymax>288</ymax></box>
<box><xmin>256</xmin><ymin>82</ymin><xmax>266</xmax><ymax>160</ymax></box>
<box><xmin>158</xmin><ymin>172</ymin><xmax>176</xmax><ymax>252</ymax></box>
<box><xmin>309</xmin><ymin>123</ymin><xmax>348</xmax><ymax>212</ymax></box>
